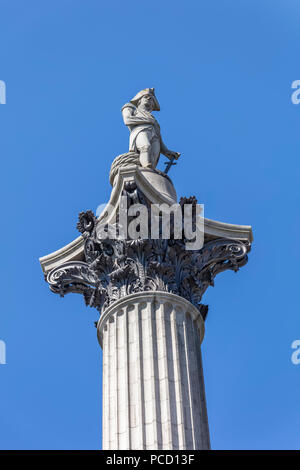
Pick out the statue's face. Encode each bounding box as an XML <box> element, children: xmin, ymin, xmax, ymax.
<box><xmin>139</xmin><ymin>94</ymin><xmax>154</xmax><ymax>111</ymax></box>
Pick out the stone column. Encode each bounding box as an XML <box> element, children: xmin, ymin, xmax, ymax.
<box><xmin>42</xmin><ymin>198</ymin><xmax>251</xmax><ymax>450</ymax></box>
<box><xmin>97</xmin><ymin>291</ymin><xmax>210</xmax><ymax>450</ymax></box>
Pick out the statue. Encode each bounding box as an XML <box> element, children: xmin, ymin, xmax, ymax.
<box><xmin>122</xmin><ymin>88</ymin><xmax>180</xmax><ymax>170</ymax></box>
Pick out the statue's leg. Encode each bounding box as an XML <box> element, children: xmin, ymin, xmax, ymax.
<box><xmin>136</xmin><ymin>132</ymin><xmax>153</xmax><ymax>168</ymax></box>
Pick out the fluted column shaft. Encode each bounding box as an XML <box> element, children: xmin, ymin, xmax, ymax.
<box><xmin>97</xmin><ymin>291</ymin><xmax>210</xmax><ymax>450</ymax></box>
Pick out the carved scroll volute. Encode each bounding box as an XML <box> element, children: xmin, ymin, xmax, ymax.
<box><xmin>45</xmin><ymin>206</ymin><xmax>250</xmax><ymax>322</ymax></box>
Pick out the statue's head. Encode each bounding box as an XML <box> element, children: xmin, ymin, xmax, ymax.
<box><xmin>138</xmin><ymin>94</ymin><xmax>156</xmax><ymax>112</ymax></box>
<box><xmin>130</xmin><ymin>88</ymin><xmax>160</xmax><ymax>111</ymax></box>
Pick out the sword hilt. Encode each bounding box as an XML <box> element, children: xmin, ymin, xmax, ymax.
<box><xmin>163</xmin><ymin>156</ymin><xmax>177</xmax><ymax>174</ymax></box>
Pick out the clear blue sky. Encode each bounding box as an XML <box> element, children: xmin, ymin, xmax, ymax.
<box><xmin>0</xmin><ymin>0</ymin><xmax>300</xmax><ymax>450</ymax></box>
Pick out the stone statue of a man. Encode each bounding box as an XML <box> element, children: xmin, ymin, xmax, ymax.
<box><xmin>122</xmin><ymin>88</ymin><xmax>180</xmax><ymax>169</ymax></box>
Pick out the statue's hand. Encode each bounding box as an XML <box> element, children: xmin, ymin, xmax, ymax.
<box><xmin>165</xmin><ymin>150</ymin><xmax>180</xmax><ymax>160</ymax></box>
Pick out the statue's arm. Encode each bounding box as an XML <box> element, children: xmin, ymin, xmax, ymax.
<box><xmin>160</xmin><ymin>135</ymin><xmax>180</xmax><ymax>160</ymax></box>
<box><xmin>160</xmin><ymin>137</ymin><xmax>169</xmax><ymax>155</ymax></box>
<box><xmin>122</xmin><ymin>104</ymin><xmax>154</xmax><ymax>126</ymax></box>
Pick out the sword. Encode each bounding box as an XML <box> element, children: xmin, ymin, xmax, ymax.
<box><xmin>163</xmin><ymin>153</ymin><xmax>180</xmax><ymax>174</ymax></box>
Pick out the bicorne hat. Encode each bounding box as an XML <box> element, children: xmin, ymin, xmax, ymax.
<box><xmin>130</xmin><ymin>88</ymin><xmax>160</xmax><ymax>111</ymax></box>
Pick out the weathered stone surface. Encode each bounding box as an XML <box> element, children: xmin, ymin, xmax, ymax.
<box><xmin>98</xmin><ymin>292</ymin><xmax>210</xmax><ymax>450</ymax></box>
<box><xmin>42</xmin><ymin>186</ymin><xmax>250</xmax><ymax>450</ymax></box>
<box><xmin>122</xmin><ymin>88</ymin><xmax>180</xmax><ymax>170</ymax></box>
<box><xmin>39</xmin><ymin>166</ymin><xmax>252</xmax><ymax>274</ymax></box>
<box><xmin>39</xmin><ymin>89</ymin><xmax>253</xmax><ymax>451</ymax></box>
<box><xmin>46</xmin><ymin>199</ymin><xmax>250</xmax><ymax>319</ymax></box>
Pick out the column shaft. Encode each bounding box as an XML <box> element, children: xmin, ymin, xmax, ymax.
<box><xmin>98</xmin><ymin>292</ymin><xmax>210</xmax><ymax>450</ymax></box>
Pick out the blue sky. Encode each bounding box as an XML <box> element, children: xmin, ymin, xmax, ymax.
<box><xmin>0</xmin><ymin>0</ymin><xmax>300</xmax><ymax>450</ymax></box>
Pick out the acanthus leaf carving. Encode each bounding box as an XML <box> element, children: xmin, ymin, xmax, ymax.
<box><xmin>45</xmin><ymin>200</ymin><xmax>250</xmax><ymax>321</ymax></box>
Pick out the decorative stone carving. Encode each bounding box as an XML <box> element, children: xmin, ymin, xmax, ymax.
<box><xmin>40</xmin><ymin>88</ymin><xmax>253</xmax><ymax>452</ymax></box>
<box><xmin>46</xmin><ymin>195</ymin><xmax>250</xmax><ymax>320</ymax></box>
<box><xmin>109</xmin><ymin>152</ymin><xmax>140</xmax><ymax>186</ymax></box>
<box><xmin>39</xmin><ymin>165</ymin><xmax>252</xmax><ymax>274</ymax></box>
